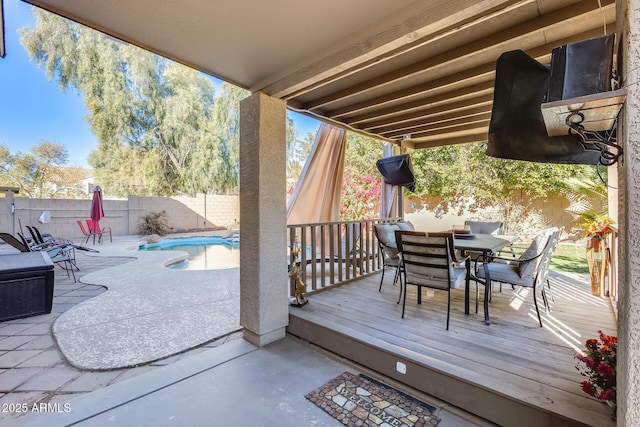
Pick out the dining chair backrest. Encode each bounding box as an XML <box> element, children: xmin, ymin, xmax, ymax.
<box><xmin>517</xmin><ymin>228</ymin><xmax>554</xmax><ymax>278</ymax></box>
<box><xmin>427</xmin><ymin>231</ymin><xmax>462</xmax><ymax>264</ymax></box>
<box><xmin>533</xmin><ymin>227</ymin><xmax>562</xmax><ymax>287</ymax></box>
<box><xmin>464</xmin><ymin>220</ymin><xmax>504</xmax><ymax>235</ymax></box>
<box><xmin>396</xmin><ymin>231</ymin><xmax>455</xmax><ymax>290</ymax></box>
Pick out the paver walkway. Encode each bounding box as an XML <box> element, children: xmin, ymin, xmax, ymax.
<box><xmin>0</xmin><ymin>243</ymin><xmax>241</xmax><ymax>424</ymax></box>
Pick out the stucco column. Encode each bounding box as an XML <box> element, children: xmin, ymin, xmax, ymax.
<box><xmin>617</xmin><ymin>0</ymin><xmax>640</xmax><ymax>424</ymax></box>
<box><xmin>239</xmin><ymin>92</ymin><xmax>288</xmax><ymax>347</ymax></box>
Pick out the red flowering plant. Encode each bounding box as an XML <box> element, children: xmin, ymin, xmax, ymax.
<box><xmin>575</xmin><ymin>330</ymin><xmax>617</xmax><ymax>420</ymax></box>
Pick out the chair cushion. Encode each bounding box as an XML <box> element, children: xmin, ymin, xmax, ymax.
<box><xmin>375</xmin><ymin>224</ymin><xmax>400</xmax><ymax>248</ymax></box>
<box><xmin>451</xmin><ymin>266</ymin><xmax>467</xmax><ymax>288</ymax></box>
<box><xmin>517</xmin><ymin>231</ymin><xmax>548</xmax><ymax>277</ymax></box>
<box><xmin>396</xmin><ymin>221</ymin><xmax>415</xmax><ymax>231</ymax></box>
<box><xmin>405</xmin><ymin>265</ymin><xmax>465</xmax><ymax>289</ymax></box>
<box><xmin>478</xmin><ymin>261</ymin><xmax>534</xmax><ymax>286</ymax></box>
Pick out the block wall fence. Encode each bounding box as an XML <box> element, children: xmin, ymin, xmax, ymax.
<box><xmin>0</xmin><ymin>193</ymin><xmax>239</xmax><ymax>239</ymax></box>
<box><xmin>0</xmin><ymin>191</ymin><xmax>581</xmax><ymax>241</ymax></box>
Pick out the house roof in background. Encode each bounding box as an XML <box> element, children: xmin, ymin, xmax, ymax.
<box><xmin>22</xmin><ymin>0</ymin><xmax>616</xmax><ymax>148</ymax></box>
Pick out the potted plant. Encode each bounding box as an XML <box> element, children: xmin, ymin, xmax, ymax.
<box><xmin>582</xmin><ymin>212</ymin><xmax>615</xmax><ymax>252</ymax></box>
<box><xmin>575</xmin><ymin>330</ymin><xmax>617</xmax><ymax>421</ymax></box>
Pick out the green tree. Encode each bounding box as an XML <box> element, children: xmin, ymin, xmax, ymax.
<box><xmin>286</xmin><ymin>129</ymin><xmax>316</xmax><ymax>186</ymax></box>
<box><xmin>20</xmin><ymin>9</ymin><xmax>253</xmax><ymax>197</ymax></box>
<box><xmin>409</xmin><ymin>141</ymin><xmax>595</xmax><ymax>233</ymax></box>
<box><xmin>0</xmin><ymin>141</ymin><xmax>85</xmax><ymax>198</ymax></box>
<box><xmin>340</xmin><ymin>133</ymin><xmax>384</xmax><ymax>220</ymax></box>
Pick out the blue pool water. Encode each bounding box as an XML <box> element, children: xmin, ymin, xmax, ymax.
<box><xmin>138</xmin><ymin>236</ymin><xmax>240</xmax><ymax>270</ymax></box>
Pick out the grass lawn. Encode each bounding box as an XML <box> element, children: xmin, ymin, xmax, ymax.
<box><xmin>551</xmin><ymin>242</ymin><xmax>589</xmax><ymax>274</ymax></box>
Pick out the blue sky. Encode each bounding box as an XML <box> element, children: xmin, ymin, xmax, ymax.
<box><xmin>0</xmin><ymin>0</ymin><xmax>320</xmax><ymax>168</ymax></box>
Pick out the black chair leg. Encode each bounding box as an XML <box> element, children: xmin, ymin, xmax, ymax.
<box><xmin>401</xmin><ymin>278</ymin><xmax>408</xmax><ymax>318</ymax></box>
<box><xmin>379</xmin><ymin>267</ymin><xmax>386</xmax><ymax>291</ymax></box>
<box><xmin>482</xmin><ymin>264</ymin><xmax>491</xmax><ymax>325</ymax></box>
<box><xmin>533</xmin><ymin>289</ymin><xmax>543</xmax><ymax>327</ymax></box>
<box><xmin>446</xmin><ymin>289</ymin><xmax>451</xmax><ymax>330</ymax></box>
<box><xmin>541</xmin><ymin>288</ymin><xmax>551</xmax><ymax>313</ymax></box>
<box><xmin>483</xmin><ymin>282</ymin><xmax>491</xmax><ymax>325</ymax></box>
<box><xmin>475</xmin><ymin>282</ymin><xmax>479</xmax><ymax>314</ymax></box>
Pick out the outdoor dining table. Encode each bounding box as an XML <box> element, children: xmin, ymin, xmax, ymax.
<box><xmin>453</xmin><ymin>233</ymin><xmax>518</xmax><ymax>324</ymax></box>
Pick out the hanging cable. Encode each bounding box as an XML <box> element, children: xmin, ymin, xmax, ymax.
<box><xmin>597</xmin><ymin>0</ymin><xmax>607</xmax><ymax>35</ymax></box>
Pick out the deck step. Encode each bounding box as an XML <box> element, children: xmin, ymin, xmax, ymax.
<box><xmin>288</xmin><ymin>306</ymin><xmax>613</xmax><ymax>427</ymax></box>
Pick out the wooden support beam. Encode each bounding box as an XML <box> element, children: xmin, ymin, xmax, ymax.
<box><xmin>303</xmin><ymin>0</ymin><xmax>615</xmax><ymax>111</ymax></box>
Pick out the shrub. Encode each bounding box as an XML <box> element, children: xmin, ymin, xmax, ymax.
<box><xmin>137</xmin><ymin>210</ymin><xmax>170</xmax><ymax>236</ymax></box>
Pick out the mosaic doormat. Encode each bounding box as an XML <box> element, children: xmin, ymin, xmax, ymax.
<box><xmin>305</xmin><ymin>372</ymin><xmax>440</xmax><ymax>427</ymax></box>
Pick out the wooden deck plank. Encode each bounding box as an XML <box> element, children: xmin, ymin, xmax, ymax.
<box><xmin>288</xmin><ymin>270</ymin><xmax>616</xmax><ymax>427</ymax></box>
<box><xmin>308</xmin><ymin>284</ymin><xmax>592</xmax><ymax>389</ymax></box>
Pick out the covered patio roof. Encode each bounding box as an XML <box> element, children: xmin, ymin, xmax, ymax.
<box><xmin>21</xmin><ymin>0</ymin><xmax>615</xmax><ymax>149</ymax></box>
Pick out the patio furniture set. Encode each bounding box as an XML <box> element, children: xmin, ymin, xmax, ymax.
<box><xmin>374</xmin><ymin>220</ymin><xmax>562</xmax><ymax>329</ymax></box>
<box><xmin>0</xmin><ymin>219</ymin><xmax>110</xmax><ymax>323</ymax></box>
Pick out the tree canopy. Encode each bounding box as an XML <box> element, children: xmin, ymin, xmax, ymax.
<box><xmin>20</xmin><ymin>9</ymin><xmax>253</xmax><ymax>196</ymax></box>
<box><xmin>409</xmin><ymin>141</ymin><xmax>602</xmax><ymax>232</ymax></box>
<box><xmin>0</xmin><ymin>141</ymin><xmax>88</xmax><ymax>198</ymax></box>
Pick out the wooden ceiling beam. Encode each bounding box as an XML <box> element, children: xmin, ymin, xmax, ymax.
<box><xmin>324</xmin><ymin>25</ymin><xmax>610</xmax><ymax>125</ymax></box>
<box><xmin>327</xmin><ymin>64</ymin><xmax>495</xmax><ymax>119</ymax></box>
<box><xmin>372</xmin><ymin>105</ymin><xmax>492</xmax><ymax>135</ymax></box>
<box><xmin>407</xmin><ymin>132</ymin><xmax>489</xmax><ymax>148</ymax></box>
<box><xmin>380</xmin><ymin>112</ymin><xmax>493</xmax><ymax>138</ymax></box>
<box><xmin>356</xmin><ymin>91</ymin><xmax>494</xmax><ymax>131</ymax></box>
<box><xmin>402</xmin><ymin>120</ymin><xmax>491</xmax><ymax>139</ymax></box>
<box><xmin>304</xmin><ymin>0</ymin><xmax>614</xmax><ymax>110</ymax></box>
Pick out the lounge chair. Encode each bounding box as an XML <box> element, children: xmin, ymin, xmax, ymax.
<box><xmin>30</xmin><ymin>225</ymin><xmax>98</xmax><ymax>254</ymax></box>
<box><xmin>27</xmin><ymin>225</ymin><xmax>69</xmax><ymax>247</ymax></box>
<box><xmin>0</xmin><ymin>232</ymin><xmax>77</xmax><ymax>282</ymax></box>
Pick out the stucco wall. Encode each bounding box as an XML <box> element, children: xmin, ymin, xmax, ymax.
<box><xmin>617</xmin><ymin>0</ymin><xmax>639</xmax><ymax>424</ymax></box>
<box><xmin>0</xmin><ymin>194</ymin><xmax>239</xmax><ymax>239</ymax></box>
<box><xmin>405</xmin><ymin>191</ymin><xmax>589</xmax><ymax>241</ymax></box>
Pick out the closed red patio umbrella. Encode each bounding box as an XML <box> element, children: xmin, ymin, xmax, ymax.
<box><xmin>90</xmin><ymin>185</ymin><xmax>104</xmax><ymax>233</ymax></box>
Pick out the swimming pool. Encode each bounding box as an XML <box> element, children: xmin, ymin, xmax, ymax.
<box><xmin>138</xmin><ymin>236</ymin><xmax>240</xmax><ymax>270</ymax></box>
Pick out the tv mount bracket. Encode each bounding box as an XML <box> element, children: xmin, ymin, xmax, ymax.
<box><xmin>541</xmin><ymin>88</ymin><xmax>627</xmax><ymax>166</ymax></box>
<box><xmin>565</xmin><ymin>111</ymin><xmax>622</xmax><ymax>166</ymax></box>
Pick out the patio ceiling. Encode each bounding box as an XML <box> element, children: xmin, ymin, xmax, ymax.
<box><xmin>22</xmin><ymin>0</ymin><xmax>616</xmax><ymax>149</ymax></box>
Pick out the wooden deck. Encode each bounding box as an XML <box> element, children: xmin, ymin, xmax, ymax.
<box><xmin>288</xmin><ymin>269</ymin><xmax>617</xmax><ymax>427</ymax></box>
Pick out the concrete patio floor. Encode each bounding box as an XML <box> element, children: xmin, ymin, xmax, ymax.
<box><xmin>0</xmin><ymin>237</ymin><xmax>493</xmax><ymax>426</ymax></box>
<box><xmin>0</xmin><ymin>235</ymin><xmax>242</xmax><ymax>423</ymax></box>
